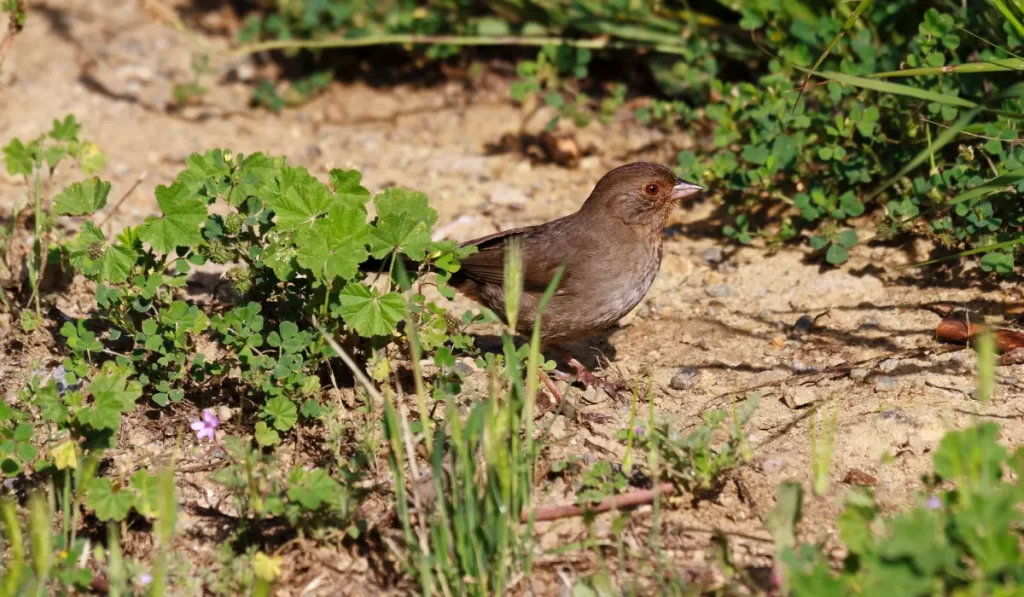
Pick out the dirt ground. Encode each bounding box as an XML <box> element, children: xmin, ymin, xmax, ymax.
<box><xmin>3</xmin><ymin>0</ymin><xmax>1024</xmax><ymax>594</ymax></box>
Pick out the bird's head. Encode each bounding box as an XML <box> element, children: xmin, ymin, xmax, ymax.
<box><xmin>580</xmin><ymin>162</ymin><xmax>703</xmax><ymax>228</ymax></box>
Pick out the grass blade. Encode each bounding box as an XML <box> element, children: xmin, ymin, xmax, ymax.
<box><xmin>792</xmin><ymin>0</ymin><xmax>872</xmax><ymax>112</ymax></box>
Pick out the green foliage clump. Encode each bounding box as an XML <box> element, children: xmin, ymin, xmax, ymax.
<box><xmin>239</xmin><ymin>1</ymin><xmax>1024</xmax><ymax>271</ymax></box>
<box><xmin>778</xmin><ymin>422</ymin><xmax>1024</xmax><ymax>595</ymax></box>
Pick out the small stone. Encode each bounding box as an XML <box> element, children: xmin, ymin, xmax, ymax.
<box><xmin>217</xmin><ymin>405</ymin><xmax>233</xmax><ymax>422</ymax></box>
<box><xmin>306</xmin><ymin>144</ymin><xmax>322</xmax><ymax>159</ymax></box>
<box><xmin>454</xmin><ymin>358</ymin><xmax>476</xmax><ymax>377</ymax></box>
<box><xmin>858</xmin><ymin>318</ymin><xmax>881</xmax><ymax>330</ymax></box>
<box><xmin>784</xmin><ymin>386</ymin><xmax>818</xmax><ymax>408</ymax></box>
<box><xmin>488</xmin><ymin>184</ymin><xmax>529</xmax><ymax>206</ymax></box>
<box><xmin>850</xmin><ymin>368</ymin><xmax>869</xmax><ymax>382</ymax></box>
<box><xmin>700</xmin><ymin>247</ymin><xmax>724</xmax><ymax>264</ymax></box>
<box><xmin>705</xmin><ymin>283</ymin><xmax>733</xmax><ymax>298</ymax></box>
<box><xmin>582</xmin><ymin>384</ymin><xmax>609</xmax><ymax>402</ymax></box>
<box><xmin>791</xmin><ymin>360</ymin><xmax>817</xmax><ymax>373</ymax></box>
<box><xmin>792</xmin><ymin>314</ymin><xmax>814</xmax><ymax>334</ymax></box>
<box><xmin>878</xmin><ymin>409</ymin><xmax>918</xmax><ymax>426</ymax></box>
<box><xmin>878</xmin><ymin>358</ymin><xmax>899</xmax><ymax>372</ymax></box>
<box><xmin>874</xmin><ymin>376</ymin><xmax>898</xmax><ymax>392</ymax></box>
<box><xmin>757</xmin><ymin>455</ymin><xmax>789</xmax><ymax>475</ymax></box>
<box><xmin>668</xmin><ymin>366</ymin><xmax>701</xmax><ymax>391</ymax></box>
<box><xmin>843</xmin><ymin>468</ymin><xmax>878</xmax><ymax>486</ymax></box>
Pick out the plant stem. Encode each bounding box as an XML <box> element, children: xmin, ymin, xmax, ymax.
<box><xmin>233</xmin><ymin>33</ymin><xmax>690</xmax><ymax>58</ymax></box>
<box><xmin>30</xmin><ymin>164</ymin><xmax>42</xmax><ymax>317</ymax></box>
<box><xmin>868</xmin><ymin>57</ymin><xmax>1024</xmax><ymax>78</ymax></box>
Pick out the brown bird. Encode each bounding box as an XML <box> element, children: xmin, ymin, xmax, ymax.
<box><xmin>446</xmin><ymin>162</ymin><xmax>703</xmax><ymax>399</ymax></box>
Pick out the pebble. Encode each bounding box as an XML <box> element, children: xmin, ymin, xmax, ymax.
<box><xmin>488</xmin><ymin>184</ymin><xmax>530</xmax><ymax>206</ymax></box>
<box><xmin>878</xmin><ymin>409</ymin><xmax>918</xmax><ymax>427</ymax></box>
<box><xmin>784</xmin><ymin>386</ymin><xmax>818</xmax><ymax>408</ymax></box>
<box><xmin>850</xmin><ymin>367</ymin><xmax>869</xmax><ymax>382</ymax></box>
<box><xmin>874</xmin><ymin>376</ymin><xmax>898</xmax><ymax>392</ymax></box>
<box><xmin>668</xmin><ymin>366</ymin><xmax>701</xmax><ymax>391</ymax></box>
<box><xmin>791</xmin><ymin>360</ymin><xmax>818</xmax><ymax>373</ymax></box>
<box><xmin>705</xmin><ymin>283</ymin><xmax>733</xmax><ymax>298</ymax></box>
<box><xmin>757</xmin><ymin>455</ymin><xmax>790</xmax><ymax>475</ymax></box>
<box><xmin>700</xmin><ymin>247</ymin><xmax>724</xmax><ymax>264</ymax></box>
<box><xmin>878</xmin><ymin>358</ymin><xmax>899</xmax><ymax>372</ymax></box>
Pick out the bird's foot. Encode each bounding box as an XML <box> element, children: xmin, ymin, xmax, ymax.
<box><xmin>553</xmin><ymin>353</ymin><xmax>630</xmax><ymax>400</ymax></box>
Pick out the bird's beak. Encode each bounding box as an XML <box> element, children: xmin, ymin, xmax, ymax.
<box><xmin>672</xmin><ymin>178</ymin><xmax>704</xmax><ymax>200</ymax></box>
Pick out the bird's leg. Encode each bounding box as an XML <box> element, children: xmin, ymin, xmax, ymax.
<box><xmin>537</xmin><ymin>368</ymin><xmax>576</xmax><ymax>419</ymax></box>
<box><xmin>554</xmin><ymin>348</ymin><xmax>629</xmax><ymax>397</ymax></box>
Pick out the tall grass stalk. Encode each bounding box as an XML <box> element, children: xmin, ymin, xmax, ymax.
<box><xmin>361</xmin><ymin>238</ymin><xmax>564</xmax><ymax>595</ymax></box>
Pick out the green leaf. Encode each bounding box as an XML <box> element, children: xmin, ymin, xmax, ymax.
<box><xmin>140</xmin><ymin>182</ymin><xmax>207</xmax><ymax>252</ymax></box>
<box><xmin>329</xmin><ymin>168</ymin><xmax>370</xmax><ymax>197</ymax></box>
<box><xmin>15</xmin><ymin>443</ymin><xmax>37</xmax><ymax>465</ymax></box>
<box><xmin>254</xmin><ymin>422</ymin><xmax>281</xmax><ymax>447</ymax></box>
<box><xmin>825</xmin><ymin>244</ymin><xmax>849</xmax><ymax>265</ymax></box>
<box><xmin>294</xmin><ymin>207</ymin><xmax>369</xmax><ymax>281</ymax></box>
<box><xmin>300</xmin><ymin>398</ymin><xmax>323</xmax><ymax>419</ymax></box>
<box><xmin>264</xmin><ymin>396</ymin><xmax>298</xmax><ymax>431</ymax></box>
<box><xmin>130</xmin><ymin>470</ymin><xmax>160</xmax><ymax>518</ymax></box>
<box><xmin>54</xmin><ymin>177</ymin><xmax>112</xmax><ymax>216</ymax></box>
<box><xmin>87</xmin><ymin>478</ymin><xmax>134</xmax><ymax>522</ymax></box>
<box><xmin>12</xmin><ymin>423</ymin><xmax>33</xmax><ymax>442</ymax></box>
<box><xmin>3</xmin><ymin>138</ymin><xmax>34</xmax><ymax>176</ymax></box>
<box><xmin>233</xmin><ymin>152</ymin><xmax>280</xmax><ymax>205</ymax></box>
<box><xmin>67</xmin><ymin>222</ymin><xmax>136</xmax><ymax>284</ymax></box>
<box><xmin>933</xmin><ymin>423</ymin><xmax>1007</xmax><ymax>487</ymax></box>
<box><xmin>368</xmin><ymin>188</ymin><xmax>439</xmax><ymax>260</ymax></box>
<box><xmin>77</xmin><ymin>363</ymin><xmax>142</xmax><ymax>431</ymax></box>
<box><xmin>741</xmin><ymin>145</ymin><xmax>770</xmax><ymax>165</ymax></box>
<box><xmin>35</xmin><ymin>382</ymin><xmax>68</xmax><ymax>424</ymax></box>
<box><xmin>835</xmin><ymin>229</ymin><xmax>858</xmax><ymax>248</ymax></box>
<box><xmin>267</xmin><ymin>166</ymin><xmax>333</xmax><ymax>231</ymax></box>
<box><xmin>178</xmin><ymin>150</ymin><xmax>231</xmax><ymax>191</ymax></box>
<box><xmin>338</xmin><ymin>283</ymin><xmax>406</xmax><ymax>337</ymax></box>
<box><xmin>980</xmin><ymin>251</ymin><xmax>1014</xmax><ymax>274</ymax></box>
<box><xmin>287</xmin><ymin>468</ymin><xmax>340</xmax><ymax>509</ymax></box>
<box><xmin>49</xmin><ymin>114</ymin><xmax>82</xmax><ymax>141</ymax></box>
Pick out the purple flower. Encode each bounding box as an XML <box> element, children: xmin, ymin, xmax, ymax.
<box><xmin>190</xmin><ymin>408</ymin><xmax>219</xmax><ymax>441</ymax></box>
<box><xmin>926</xmin><ymin>495</ymin><xmax>942</xmax><ymax>510</ymax></box>
<box><xmin>137</xmin><ymin>573</ymin><xmax>153</xmax><ymax>586</ymax></box>
<box><xmin>633</xmin><ymin>425</ymin><xmax>646</xmax><ymax>438</ymax></box>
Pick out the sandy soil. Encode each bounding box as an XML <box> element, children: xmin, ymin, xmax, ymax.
<box><xmin>2</xmin><ymin>0</ymin><xmax>1023</xmax><ymax>594</ymax></box>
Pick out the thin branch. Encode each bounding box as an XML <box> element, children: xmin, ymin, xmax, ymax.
<box><xmin>96</xmin><ymin>171</ymin><xmax>147</xmax><ymax>231</ymax></box>
<box><xmin>525</xmin><ymin>482</ymin><xmax>676</xmax><ymax>522</ymax></box>
<box><xmin>0</xmin><ymin>0</ymin><xmax>26</xmax><ymax>74</ymax></box>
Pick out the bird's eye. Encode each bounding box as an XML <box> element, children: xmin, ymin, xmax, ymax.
<box><xmin>644</xmin><ymin>184</ymin><xmax>660</xmax><ymax>196</ymax></box>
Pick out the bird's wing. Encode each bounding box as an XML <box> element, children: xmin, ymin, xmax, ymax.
<box><xmin>457</xmin><ymin>221</ymin><xmax>575</xmax><ymax>294</ymax></box>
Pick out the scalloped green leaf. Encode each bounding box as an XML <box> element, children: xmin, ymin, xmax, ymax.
<box><xmin>54</xmin><ymin>177</ymin><xmax>111</xmax><ymax>216</ymax></box>
<box><xmin>338</xmin><ymin>283</ymin><xmax>405</xmax><ymax>337</ymax></box>
<box><xmin>140</xmin><ymin>182</ymin><xmax>207</xmax><ymax>252</ymax></box>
